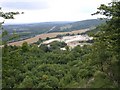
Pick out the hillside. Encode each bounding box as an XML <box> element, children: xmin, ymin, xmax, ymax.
<box><xmin>3</xmin><ymin>19</ymin><xmax>105</xmax><ymax>43</ymax></box>
<box><xmin>3</xmin><ymin>22</ymin><xmax>72</xmax><ymax>42</ymax></box>
<box><xmin>50</xmin><ymin>19</ymin><xmax>105</xmax><ymax>32</ymax></box>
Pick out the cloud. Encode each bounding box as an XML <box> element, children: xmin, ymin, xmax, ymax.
<box><xmin>1</xmin><ymin>0</ymin><xmax>112</xmax><ymax>24</ymax></box>
<box><xmin>1</xmin><ymin>1</ymin><xmax>49</xmax><ymax>10</ymax></box>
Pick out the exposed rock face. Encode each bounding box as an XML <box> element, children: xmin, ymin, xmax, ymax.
<box><xmin>40</xmin><ymin>35</ymin><xmax>93</xmax><ymax>48</ymax></box>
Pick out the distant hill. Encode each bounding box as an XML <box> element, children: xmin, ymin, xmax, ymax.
<box><xmin>49</xmin><ymin>19</ymin><xmax>105</xmax><ymax>32</ymax></box>
<box><xmin>3</xmin><ymin>19</ymin><xmax>105</xmax><ymax>42</ymax></box>
<box><xmin>3</xmin><ymin>21</ymin><xmax>72</xmax><ymax>42</ymax></box>
<box><xmin>3</xmin><ymin>21</ymin><xmax>71</xmax><ymax>36</ymax></box>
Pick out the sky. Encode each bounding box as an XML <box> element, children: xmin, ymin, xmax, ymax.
<box><xmin>0</xmin><ymin>0</ymin><xmax>111</xmax><ymax>24</ymax></box>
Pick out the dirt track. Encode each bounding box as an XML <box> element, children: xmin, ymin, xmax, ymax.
<box><xmin>8</xmin><ymin>29</ymin><xmax>89</xmax><ymax>46</ymax></box>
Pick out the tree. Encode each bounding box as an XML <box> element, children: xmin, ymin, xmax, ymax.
<box><xmin>46</xmin><ymin>37</ymin><xmax>50</xmax><ymax>40</ymax></box>
<box><xmin>18</xmin><ymin>76</ymin><xmax>33</xmax><ymax>88</ymax></box>
<box><xmin>46</xmin><ymin>76</ymin><xmax>59</xmax><ymax>88</ymax></box>
<box><xmin>40</xmin><ymin>44</ymin><xmax>50</xmax><ymax>52</ymax></box>
<box><xmin>92</xmin><ymin>1</ymin><xmax>120</xmax><ymax>52</ymax></box>
<box><xmin>21</xmin><ymin>42</ymin><xmax>29</xmax><ymax>52</ymax></box>
<box><xmin>2</xmin><ymin>30</ymin><xmax>8</xmax><ymax>37</ymax></box>
<box><xmin>92</xmin><ymin>1</ymin><xmax>120</xmax><ymax>87</ymax></box>
<box><xmin>0</xmin><ymin>7</ymin><xmax>23</xmax><ymax>20</ymax></box>
<box><xmin>0</xmin><ymin>7</ymin><xmax>23</xmax><ymax>45</ymax></box>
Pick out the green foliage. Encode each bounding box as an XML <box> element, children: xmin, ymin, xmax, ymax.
<box><xmin>0</xmin><ymin>7</ymin><xmax>23</xmax><ymax>19</ymax></box>
<box><xmin>91</xmin><ymin>1</ymin><xmax>120</xmax><ymax>87</ymax></box>
<box><xmin>50</xmin><ymin>41</ymin><xmax>67</xmax><ymax>50</ymax></box>
<box><xmin>2</xmin><ymin>30</ymin><xmax>8</xmax><ymax>37</ymax></box>
<box><xmin>21</xmin><ymin>42</ymin><xmax>29</xmax><ymax>52</ymax></box>
<box><xmin>2</xmin><ymin>40</ymin><xmax>118</xmax><ymax>88</ymax></box>
<box><xmin>40</xmin><ymin>44</ymin><xmax>50</xmax><ymax>52</ymax></box>
<box><xmin>88</xmin><ymin>71</ymin><xmax>116</xmax><ymax>88</ymax></box>
<box><xmin>0</xmin><ymin>7</ymin><xmax>23</xmax><ymax>46</ymax></box>
<box><xmin>46</xmin><ymin>37</ymin><xmax>50</xmax><ymax>40</ymax></box>
<box><xmin>2</xmin><ymin>1</ymin><xmax>120</xmax><ymax>88</ymax></box>
<box><xmin>18</xmin><ymin>76</ymin><xmax>34</xmax><ymax>88</ymax></box>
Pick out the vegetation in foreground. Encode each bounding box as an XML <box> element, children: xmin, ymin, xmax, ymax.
<box><xmin>1</xmin><ymin>1</ymin><xmax>120</xmax><ymax>88</ymax></box>
<box><xmin>2</xmin><ymin>41</ymin><xmax>119</xmax><ymax>88</ymax></box>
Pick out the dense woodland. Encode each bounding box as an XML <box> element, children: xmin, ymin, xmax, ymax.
<box><xmin>1</xmin><ymin>1</ymin><xmax>120</xmax><ymax>88</ymax></box>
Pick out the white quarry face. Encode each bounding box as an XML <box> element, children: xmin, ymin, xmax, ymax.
<box><xmin>40</xmin><ymin>35</ymin><xmax>93</xmax><ymax>48</ymax></box>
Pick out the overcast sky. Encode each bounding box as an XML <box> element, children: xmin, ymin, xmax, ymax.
<box><xmin>0</xmin><ymin>0</ymin><xmax>111</xmax><ymax>24</ymax></box>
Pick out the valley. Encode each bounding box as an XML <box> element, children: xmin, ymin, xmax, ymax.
<box><xmin>3</xmin><ymin>19</ymin><xmax>104</xmax><ymax>43</ymax></box>
<box><xmin>2</xmin><ymin>19</ymin><xmax>105</xmax><ymax>46</ymax></box>
<box><xmin>8</xmin><ymin>28</ymin><xmax>90</xmax><ymax>46</ymax></box>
